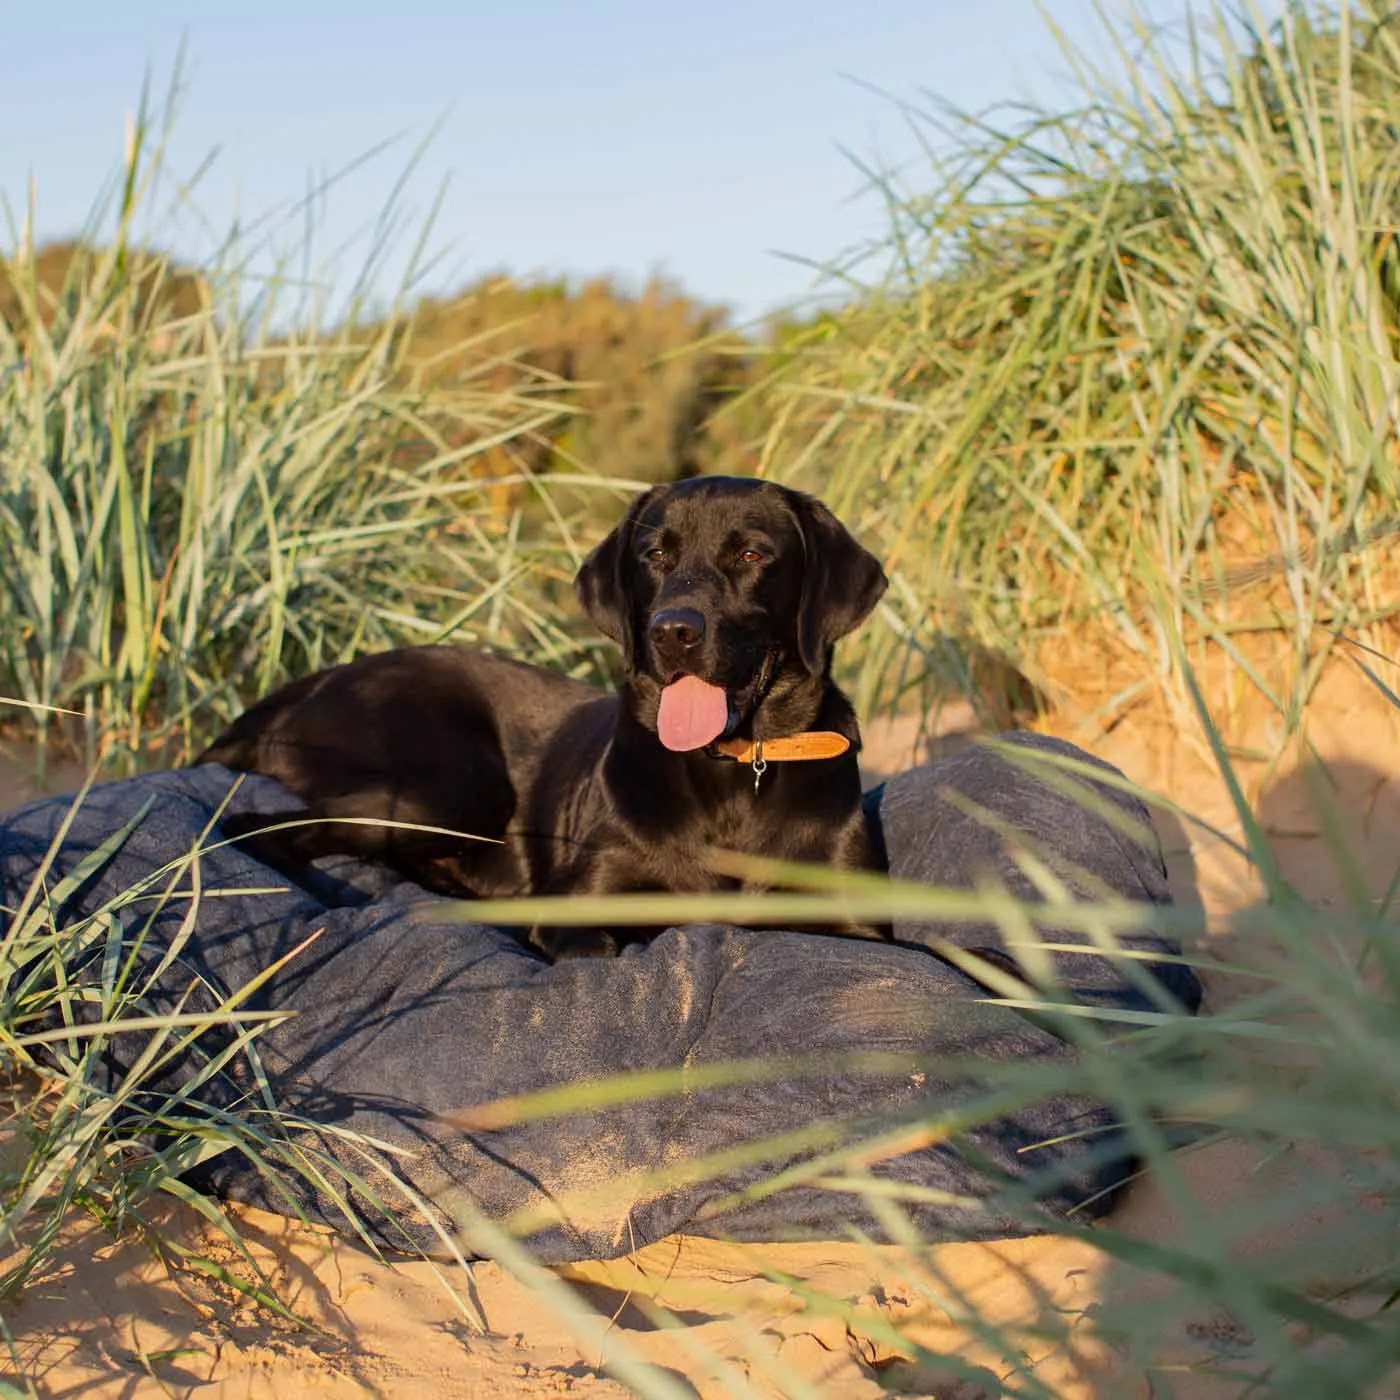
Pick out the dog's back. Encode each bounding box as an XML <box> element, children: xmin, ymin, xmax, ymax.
<box><xmin>200</xmin><ymin>646</ymin><xmax>608</xmax><ymax>897</ymax></box>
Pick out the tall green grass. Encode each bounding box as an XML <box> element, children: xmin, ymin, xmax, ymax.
<box><xmin>0</xmin><ymin>783</ymin><xmax>503</xmax><ymax>1366</ymax></box>
<box><xmin>760</xmin><ymin>0</ymin><xmax>1400</xmax><ymax>729</ymax></box>
<box><xmin>0</xmin><ymin>82</ymin><xmax>618</xmax><ymax>774</ymax></box>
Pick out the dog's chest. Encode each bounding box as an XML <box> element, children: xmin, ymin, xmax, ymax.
<box><xmin>628</xmin><ymin>773</ymin><xmax>853</xmax><ymax>888</ymax></box>
<box><xmin>529</xmin><ymin>742</ymin><xmax>864</xmax><ymax>896</ymax></box>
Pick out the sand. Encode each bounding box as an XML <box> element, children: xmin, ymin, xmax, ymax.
<box><xmin>3</xmin><ymin>656</ymin><xmax>1398</xmax><ymax>1399</ymax></box>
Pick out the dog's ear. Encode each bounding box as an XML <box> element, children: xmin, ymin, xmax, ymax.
<box><xmin>575</xmin><ymin>488</ymin><xmax>656</xmax><ymax>665</ymax></box>
<box><xmin>791</xmin><ymin>491</ymin><xmax>888</xmax><ymax>675</ymax></box>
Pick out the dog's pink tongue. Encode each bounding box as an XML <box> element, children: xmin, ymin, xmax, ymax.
<box><xmin>657</xmin><ymin>676</ymin><xmax>729</xmax><ymax>752</ymax></box>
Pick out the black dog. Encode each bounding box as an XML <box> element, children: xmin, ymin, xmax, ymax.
<box><xmin>200</xmin><ymin>476</ymin><xmax>889</xmax><ymax>957</ymax></box>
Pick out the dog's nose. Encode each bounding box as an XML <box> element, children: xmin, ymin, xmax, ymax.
<box><xmin>649</xmin><ymin>608</ymin><xmax>706</xmax><ymax>650</ymax></box>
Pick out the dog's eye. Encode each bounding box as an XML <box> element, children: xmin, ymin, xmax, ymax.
<box><xmin>737</xmin><ymin>549</ymin><xmax>765</xmax><ymax>565</ymax></box>
<box><xmin>643</xmin><ymin>548</ymin><xmax>668</xmax><ymax>565</ymax></box>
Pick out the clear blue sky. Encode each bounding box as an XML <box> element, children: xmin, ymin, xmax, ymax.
<box><xmin>2</xmin><ymin>1</ymin><xmax>1241</xmax><ymax>324</ymax></box>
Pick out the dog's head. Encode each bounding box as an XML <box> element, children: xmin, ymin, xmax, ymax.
<box><xmin>575</xmin><ymin>477</ymin><xmax>887</xmax><ymax>750</ymax></box>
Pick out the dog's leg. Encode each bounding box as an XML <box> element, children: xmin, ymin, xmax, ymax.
<box><xmin>219</xmin><ymin>789</ymin><xmax>504</xmax><ymax>897</ymax></box>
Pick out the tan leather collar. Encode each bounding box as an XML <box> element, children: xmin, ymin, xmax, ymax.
<box><xmin>708</xmin><ymin>731</ymin><xmax>852</xmax><ymax>764</ymax></box>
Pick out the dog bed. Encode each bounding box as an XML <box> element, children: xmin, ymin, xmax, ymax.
<box><xmin>0</xmin><ymin>733</ymin><xmax>1201</xmax><ymax>1263</ymax></box>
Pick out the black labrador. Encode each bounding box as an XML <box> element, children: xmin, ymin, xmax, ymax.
<box><xmin>200</xmin><ymin>476</ymin><xmax>889</xmax><ymax>957</ymax></box>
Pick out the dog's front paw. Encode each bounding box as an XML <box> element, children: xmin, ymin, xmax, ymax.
<box><xmin>529</xmin><ymin>924</ymin><xmax>624</xmax><ymax>961</ymax></box>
